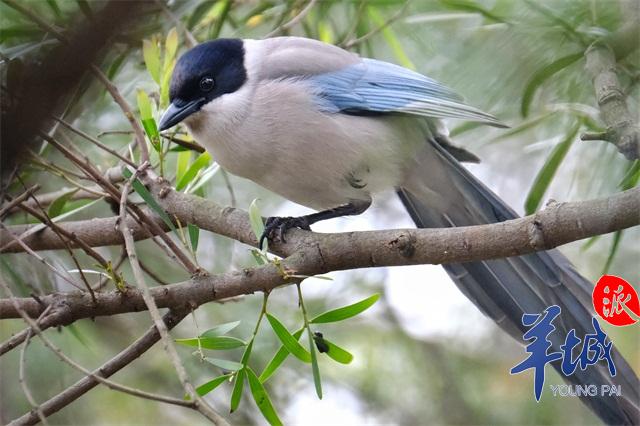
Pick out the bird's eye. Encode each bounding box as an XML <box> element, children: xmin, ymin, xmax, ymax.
<box><xmin>199</xmin><ymin>76</ymin><xmax>215</xmax><ymax>92</ymax></box>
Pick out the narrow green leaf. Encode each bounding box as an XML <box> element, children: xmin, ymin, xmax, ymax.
<box><xmin>524</xmin><ymin>123</ymin><xmax>580</xmax><ymax>214</ymax></box>
<box><xmin>204</xmin><ymin>357</ymin><xmax>244</xmax><ymax>371</ymax></box>
<box><xmin>369</xmin><ymin>8</ymin><xmax>415</xmax><ymax>69</ymax></box>
<box><xmin>259</xmin><ymin>328</ymin><xmax>304</xmax><ymax>383</ymax></box>
<box><xmin>137</xmin><ymin>89</ymin><xmax>153</xmax><ymax>120</ymax></box>
<box><xmin>230</xmin><ymin>368</ymin><xmax>245</xmax><ymax>412</ymax></box>
<box><xmin>188</xmin><ymin>1</ymin><xmax>217</xmax><ymax>29</ymax></box>
<box><xmin>266</xmin><ymin>314</ymin><xmax>311</xmax><ymax>363</ymax></box>
<box><xmin>122</xmin><ymin>167</ymin><xmax>177</xmax><ymax>234</ymax></box>
<box><xmin>193</xmin><ymin>374</ymin><xmax>231</xmax><ymax>398</ymax></box>
<box><xmin>176</xmin><ymin>147</ymin><xmax>191</xmax><ymax>183</ymax></box>
<box><xmin>160</xmin><ymin>58</ymin><xmax>176</xmax><ymax>108</ymax></box>
<box><xmin>248</xmin><ymin>199</ymin><xmax>265</xmax><ymax>244</ymax></box>
<box><xmin>240</xmin><ymin>339</ymin><xmax>254</xmax><ymax>364</ymax></box>
<box><xmin>188</xmin><ymin>224</ymin><xmax>200</xmax><ymax>252</ymax></box>
<box><xmin>107</xmin><ymin>49</ymin><xmax>129</xmax><ymax>79</ymax></box>
<box><xmin>320</xmin><ymin>338</ymin><xmax>354</xmax><ymax>364</ymax></box>
<box><xmin>143</xmin><ymin>39</ymin><xmax>161</xmax><ymax>84</ymax></box>
<box><xmin>521</xmin><ymin>53</ymin><xmax>583</xmax><ymax>117</ymax></box>
<box><xmin>602</xmin><ymin>231</ymin><xmax>623</xmax><ymax>275</ymax></box>
<box><xmin>250</xmin><ymin>249</ymin><xmax>268</xmax><ymax>266</ymax></box>
<box><xmin>45</xmin><ymin>0</ymin><xmax>62</xmax><ymax>18</ymax></box>
<box><xmin>65</xmin><ymin>323</ymin><xmax>90</xmax><ymax>349</ymax></box>
<box><xmin>246</xmin><ymin>367</ymin><xmax>283</xmax><ymax>426</ymax></box>
<box><xmin>440</xmin><ymin>0</ymin><xmax>506</xmax><ymax>23</ymax></box>
<box><xmin>581</xmin><ymin>235</ymin><xmax>600</xmax><ymax>251</ymax></box>
<box><xmin>175</xmin><ymin>336</ymin><xmax>246</xmax><ymax>350</ymax></box>
<box><xmin>165</xmin><ymin>28</ymin><xmax>178</xmax><ymax>64</ymax></box>
<box><xmin>311</xmin><ymin>293</ymin><xmax>380</xmax><ymax>324</ymax></box>
<box><xmin>176</xmin><ymin>151</ymin><xmax>211</xmax><ymax>191</ymax></box>
<box><xmin>141</xmin><ymin>118</ymin><xmax>160</xmax><ymax>152</ymax></box>
<box><xmin>618</xmin><ymin>160</ymin><xmax>640</xmax><ymax>190</ymax></box>
<box><xmin>48</xmin><ymin>189</ymin><xmax>79</xmax><ymax>218</ymax></box>
<box><xmin>201</xmin><ymin>321</ymin><xmax>241</xmax><ymax>338</ymax></box>
<box><xmin>307</xmin><ymin>330</ymin><xmax>323</xmax><ymax>399</ymax></box>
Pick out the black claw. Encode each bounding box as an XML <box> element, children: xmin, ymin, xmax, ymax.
<box><xmin>259</xmin><ymin>216</ymin><xmax>311</xmax><ymax>248</ymax></box>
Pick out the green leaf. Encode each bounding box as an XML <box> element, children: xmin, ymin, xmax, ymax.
<box><xmin>248</xmin><ymin>199</ymin><xmax>265</xmax><ymax>245</ymax></box>
<box><xmin>602</xmin><ymin>231</ymin><xmax>623</xmax><ymax>275</ymax></box>
<box><xmin>250</xmin><ymin>249</ymin><xmax>268</xmax><ymax>266</ymax></box>
<box><xmin>618</xmin><ymin>160</ymin><xmax>640</xmax><ymax>190</ymax></box>
<box><xmin>137</xmin><ymin>89</ymin><xmax>153</xmax><ymax>120</ymax></box>
<box><xmin>122</xmin><ymin>167</ymin><xmax>177</xmax><ymax>235</ymax></box>
<box><xmin>143</xmin><ymin>39</ymin><xmax>161</xmax><ymax>84</ymax></box>
<box><xmin>524</xmin><ymin>123</ymin><xmax>580</xmax><ymax>214</ymax></box>
<box><xmin>240</xmin><ymin>338</ymin><xmax>254</xmax><ymax>364</ymax></box>
<box><xmin>175</xmin><ymin>336</ymin><xmax>246</xmax><ymax>350</ymax></box>
<box><xmin>311</xmin><ymin>293</ymin><xmax>380</xmax><ymax>324</ymax></box>
<box><xmin>204</xmin><ymin>357</ymin><xmax>244</xmax><ymax>371</ymax></box>
<box><xmin>201</xmin><ymin>321</ymin><xmax>241</xmax><ymax>338</ymax></box>
<box><xmin>48</xmin><ymin>189</ymin><xmax>79</xmax><ymax>218</ymax></box>
<box><xmin>246</xmin><ymin>367</ymin><xmax>283</xmax><ymax>426</ymax></box>
<box><xmin>188</xmin><ymin>224</ymin><xmax>200</xmax><ymax>252</ymax></box>
<box><xmin>193</xmin><ymin>374</ymin><xmax>231</xmax><ymax>398</ymax></box>
<box><xmin>440</xmin><ymin>0</ymin><xmax>506</xmax><ymax>23</ymax></box>
<box><xmin>176</xmin><ymin>151</ymin><xmax>211</xmax><ymax>191</ymax></box>
<box><xmin>266</xmin><ymin>314</ymin><xmax>311</xmax><ymax>363</ymax></box>
<box><xmin>107</xmin><ymin>49</ymin><xmax>129</xmax><ymax>80</ymax></box>
<box><xmin>165</xmin><ymin>28</ymin><xmax>178</xmax><ymax>64</ymax></box>
<box><xmin>160</xmin><ymin>58</ymin><xmax>176</xmax><ymax>108</ymax></box>
<box><xmin>369</xmin><ymin>7</ymin><xmax>415</xmax><ymax>70</ymax></box>
<box><xmin>230</xmin><ymin>368</ymin><xmax>245</xmax><ymax>413</ymax></box>
<box><xmin>307</xmin><ymin>330</ymin><xmax>323</xmax><ymax>399</ymax></box>
<box><xmin>175</xmin><ymin>150</ymin><xmax>191</xmax><ymax>183</ymax></box>
<box><xmin>259</xmin><ymin>328</ymin><xmax>304</xmax><ymax>383</ymax></box>
<box><xmin>188</xmin><ymin>1</ymin><xmax>217</xmax><ymax>29</ymax></box>
<box><xmin>65</xmin><ymin>323</ymin><xmax>90</xmax><ymax>349</ymax></box>
<box><xmin>320</xmin><ymin>337</ymin><xmax>354</xmax><ymax>364</ymax></box>
<box><xmin>45</xmin><ymin>0</ymin><xmax>62</xmax><ymax>18</ymax></box>
<box><xmin>521</xmin><ymin>53</ymin><xmax>583</xmax><ymax>117</ymax></box>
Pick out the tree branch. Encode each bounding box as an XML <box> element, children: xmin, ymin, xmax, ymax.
<box><xmin>9</xmin><ymin>308</ymin><xmax>190</xmax><ymax>426</ymax></box>
<box><xmin>2</xmin><ymin>185</ymin><xmax>638</xmax><ymax>321</ymax></box>
<box><xmin>583</xmin><ymin>41</ymin><xmax>640</xmax><ymax>159</ymax></box>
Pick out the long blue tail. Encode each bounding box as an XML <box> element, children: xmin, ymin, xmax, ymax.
<box><xmin>398</xmin><ymin>139</ymin><xmax>639</xmax><ymax>424</ymax></box>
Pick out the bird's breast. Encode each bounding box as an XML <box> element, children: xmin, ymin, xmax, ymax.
<box><xmin>185</xmin><ymin>79</ymin><xmax>429</xmax><ymax>210</ymax></box>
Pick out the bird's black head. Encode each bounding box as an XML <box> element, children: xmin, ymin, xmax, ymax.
<box><xmin>159</xmin><ymin>38</ymin><xmax>247</xmax><ymax>131</ymax></box>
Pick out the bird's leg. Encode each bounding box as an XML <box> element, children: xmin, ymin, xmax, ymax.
<box><xmin>259</xmin><ymin>199</ymin><xmax>371</xmax><ymax>249</ymax></box>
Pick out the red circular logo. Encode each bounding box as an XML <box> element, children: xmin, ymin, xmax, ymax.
<box><xmin>592</xmin><ymin>275</ymin><xmax>640</xmax><ymax>326</ymax></box>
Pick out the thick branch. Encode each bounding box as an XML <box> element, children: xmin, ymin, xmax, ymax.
<box><xmin>583</xmin><ymin>42</ymin><xmax>640</xmax><ymax>160</ymax></box>
<box><xmin>1</xmin><ymin>185</ymin><xmax>638</xmax><ymax>321</ymax></box>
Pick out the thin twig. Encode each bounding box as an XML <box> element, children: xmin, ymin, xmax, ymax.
<box><xmin>342</xmin><ymin>1</ymin><xmax>411</xmax><ymax>49</ymax></box>
<box><xmin>0</xmin><ymin>184</ymin><xmax>40</xmax><ymax>218</ymax></box>
<box><xmin>0</xmin><ymin>276</ymin><xmax>196</xmax><ymax>426</ymax></box>
<box><xmin>0</xmin><ymin>222</ymin><xmax>84</xmax><ymax>291</ymax></box>
<box><xmin>265</xmin><ymin>0</ymin><xmax>318</xmax><ymax>38</ymax></box>
<box><xmin>9</xmin><ymin>307</ymin><xmax>190</xmax><ymax>426</ymax></box>
<box><xmin>118</xmin><ymin>166</ymin><xmax>227</xmax><ymax>425</ymax></box>
<box><xmin>160</xmin><ymin>134</ymin><xmax>205</xmax><ymax>153</ymax></box>
<box><xmin>18</xmin><ymin>307</ymin><xmax>52</xmax><ymax>426</ymax></box>
<box><xmin>54</xmin><ymin>118</ymin><xmax>136</xmax><ymax>167</ymax></box>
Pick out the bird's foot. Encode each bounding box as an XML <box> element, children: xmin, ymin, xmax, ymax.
<box><xmin>259</xmin><ymin>216</ymin><xmax>311</xmax><ymax>249</ymax></box>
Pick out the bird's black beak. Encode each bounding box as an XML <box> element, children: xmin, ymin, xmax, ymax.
<box><xmin>158</xmin><ymin>99</ymin><xmax>204</xmax><ymax>131</ymax></box>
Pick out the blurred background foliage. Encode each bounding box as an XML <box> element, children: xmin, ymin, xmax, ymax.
<box><xmin>1</xmin><ymin>0</ymin><xmax>638</xmax><ymax>424</ymax></box>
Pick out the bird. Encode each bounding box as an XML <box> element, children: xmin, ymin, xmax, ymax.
<box><xmin>159</xmin><ymin>36</ymin><xmax>639</xmax><ymax>424</ymax></box>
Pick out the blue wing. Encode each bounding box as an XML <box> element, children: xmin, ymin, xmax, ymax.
<box><xmin>307</xmin><ymin>58</ymin><xmax>505</xmax><ymax>127</ymax></box>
